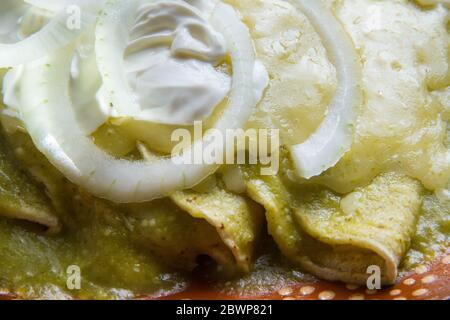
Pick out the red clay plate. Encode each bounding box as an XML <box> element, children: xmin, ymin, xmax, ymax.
<box><xmin>162</xmin><ymin>250</ymin><xmax>450</xmax><ymax>300</ymax></box>
<box><xmin>0</xmin><ymin>251</ymin><xmax>448</xmax><ymax>300</ymax></box>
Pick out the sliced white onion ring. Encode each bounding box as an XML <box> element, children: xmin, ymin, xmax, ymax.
<box><xmin>19</xmin><ymin>2</ymin><xmax>256</xmax><ymax>203</ymax></box>
<box><xmin>0</xmin><ymin>7</ymin><xmax>96</xmax><ymax>68</ymax></box>
<box><xmin>95</xmin><ymin>0</ymin><xmax>148</xmax><ymax>117</ymax></box>
<box><xmin>0</xmin><ymin>0</ymin><xmax>29</xmax><ymax>44</ymax></box>
<box><xmin>289</xmin><ymin>0</ymin><xmax>363</xmax><ymax>179</ymax></box>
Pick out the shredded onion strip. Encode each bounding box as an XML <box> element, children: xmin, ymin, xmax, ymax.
<box><xmin>19</xmin><ymin>2</ymin><xmax>257</xmax><ymax>203</ymax></box>
<box><xmin>290</xmin><ymin>0</ymin><xmax>363</xmax><ymax>179</ymax></box>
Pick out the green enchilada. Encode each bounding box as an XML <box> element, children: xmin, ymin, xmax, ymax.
<box><xmin>0</xmin><ymin>0</ymin><xmax>448</xmax><ymax>299</ymax></box>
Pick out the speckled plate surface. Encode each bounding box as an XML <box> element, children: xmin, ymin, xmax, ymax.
<box><xmin>163</xmin><ymin>251</ymin><xmax>450</xmax><ymax>300</ymax></box>
<box><xmin>0</xmin><ymin>252</ymin><xmax>447</xmax><ymax>300</ymax></box>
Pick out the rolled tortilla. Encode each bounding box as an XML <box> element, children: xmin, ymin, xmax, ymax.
<box><xmin>171</xmin><ymin>182</ymin><xmax>264</xmax><ymax>273</ymax></box>
<box><xmin>0</xmin><ymin>130</ymin><xmax>59</xmax><ymax>232</ymax></box>
<box><xmin>138</xmin><ymin>145</ymin><xmax>264</xmax><ymax>275</ymax></box>
<box><xmin>243</xmin><ymin>166</ymin><xmax>422</xmax><ymax>285</ymax></box>
<box><xmin>121</xmin><ymin>180</ymin><xmax>264</xmax><ymax>277</ymax></box>
<box><xmin>121</xmin><ymin>197</ymin><xmax>238</xmax><ymax>274</ymax></box>
<box><xmin>1</xmin><ymin>125</ymin><xmax>264</xmax><ymax>278</ymax></box>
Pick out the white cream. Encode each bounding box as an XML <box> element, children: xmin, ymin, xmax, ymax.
<box><xmin>117</xmin><ymin>0</ymin><xmax>268</xmax><ymax>125</ymax></box>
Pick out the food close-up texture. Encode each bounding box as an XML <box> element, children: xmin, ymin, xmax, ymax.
<box><xmin>0</xmin><ymin>0</ymin><xmax>448</xmax><ymax>300</ymax></box>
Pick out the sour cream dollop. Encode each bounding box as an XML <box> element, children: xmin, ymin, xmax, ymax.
<box><xmin>117</xmin><ymin>0</ymin><xmax>268</xmax><ymax>126</ymax></box>
<box><xmin>119</xmin><ymin>0</ymin><xmax>231</xmax><ymax>125</ymax></box>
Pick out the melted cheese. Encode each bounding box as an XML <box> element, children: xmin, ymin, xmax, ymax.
<box><xmin>228</xmin><ymin>0</ymin><xmax>449</xmax><ymax>192</ymax></box>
